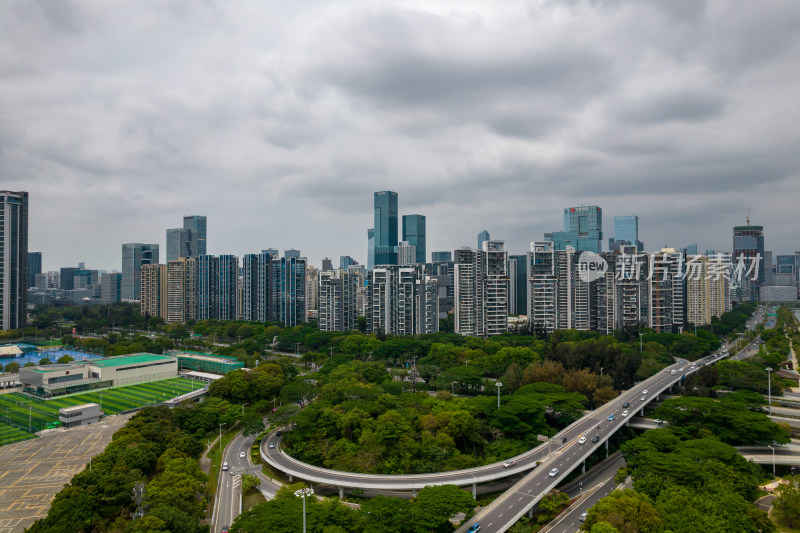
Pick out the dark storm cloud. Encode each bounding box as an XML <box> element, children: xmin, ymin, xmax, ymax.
<box><xmin>1</xmin><ymin>0</ymin><xmax>799</xmax><ymax>269</ymax></box>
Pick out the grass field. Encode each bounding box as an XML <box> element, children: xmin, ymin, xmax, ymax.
<box><xmin>0</xmin><ymin>422</ymin><xmax>35</xmax><ymax>446</ymax></box>
<box><xmin>0</xmin><ymin>377</ymin><xmax>204</xmax><ymax>443</ymax></box>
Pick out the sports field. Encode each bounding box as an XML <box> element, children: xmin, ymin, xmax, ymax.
<box><xmin>0</xmin><ymin>377</ymin><xmax>204</xmax><ymax>445</ymax></box>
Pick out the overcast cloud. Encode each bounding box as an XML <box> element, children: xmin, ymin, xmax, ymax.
<box><xmin>2</xmin><ymin>0</ymin><xmax>799</xmax><ymax>270</ymax></box>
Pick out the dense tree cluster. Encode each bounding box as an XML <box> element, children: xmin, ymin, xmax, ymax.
<box><xmin>280</xmin><ymin>360</ymin><xmax>586</xmax><ymax>473</ymax></box>
<box><xmin>27</xmin><ymin>406</ymin><xmax>207</xmax><ymax>533</ymax></box>
<box><xmin>231</xmin><ymin>483</ymin><xmax>475</xmax><ymax>533</ymax></box>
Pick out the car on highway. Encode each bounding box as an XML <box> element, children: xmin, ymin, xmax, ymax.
<box><xmin>607</xmin><ymin>414</ymin><xmax>615</xmax><ymax>421</ymax></box>
<box><xmin>221</xmin><ymin>526</ymin><xmax>229</xmax><ymax>533</ymax></box>
<box><xmin>239</xmin><ymin>451</ymin><xmax>246</xmax><ymax>459</ymax></box>
<box><xmin>466</xmin><ymin>524</ymin><xmax>481</xmax><ymax>533</ymax></box>
<box><xmin>621</xmin><ymin>410</ymin><xmax>629</xmax><ymax>417</ymax></box>
<box><xmin>222</xmin><ymin>462</ymin><xmax>228</xmax><ymax>471</ymax></box>
<box><xmin>642</xmin><ymin>389</ymin><xmax>648</xmax><ymax>394</ymax></box>
<box><xmin>549</xmin><ymin>468</ymin><xmax>559</xmax><ymax>477</ymax></box>
<box><xmin>622</xmin><ymin>401</ymin><xmax>629</xmax><ymax>408</ymax></box>
<box><xmin>578</xmin><ymin>436</ymin><xmax>587</xmax><ymax>445</ymax></box>
<box><xmin>591</xmin><ymin>435</ymin><xmax>599</xmax><ymax>443</ymax></box>
<box><xmin>269</xmin><ymin>442</ymin><xmax>275</xmax><ymax>449</ymax></box>
<box><xmin>580</xmin><ymin>512</ymin><xmax>588</xmax><ymax>522</ymax></box>
<box><xmin>503</xmin><ymin>460</ymin><xmax>516</xmax><ymax>468</ymax></box>
<box><xmin>641</xmin><ymin>395</ymin><xmax>646</xmax><ymax>401</ymax></box>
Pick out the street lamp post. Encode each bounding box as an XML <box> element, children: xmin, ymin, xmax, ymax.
<box><xmin>294</xmin><ymin>487</ymin><xmax>315</xmax><ymax>533</ymax></box>
<box><xmin>766</xmin><ymin>367</ymin><xmax>773</xmax><ymax>414</ymax></box>
<box><xmin>496</xmin><ymin>382</ymin><xmax>502</xmax><ymax>409</ymax></box>
<box><xmin>639</xmin><ymin>333</ymin><xmax>643</xmax><ymax>352</ymax></box>
<box><xmin>768</xmin><ymin>444</ymin><xmax>775</xmax><ymax>476</ymax></box>
<box><xmin>600</xmin><ymin>367</ymin><xmax>603</xmax><ymax>381</ymax></box>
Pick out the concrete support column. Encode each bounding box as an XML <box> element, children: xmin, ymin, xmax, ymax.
<box><xmin>288</xmin><ymin>474</ymin><xmax>293</xmax><ymax>482</ymax></box>
<box><xmin>640</xmin><ymin>407</ymin><xmax>645</xmax><ymax>416</ymax></box>
<box><xmin>528</xmin><ymin>508</ymin><xmax>534</xmax><ymax>519</ymax></box>
<box><xmin>582</xmin><ymin>461</ymin><xmax>586</xmax><ymax>474</ymax></box>
<box><xmin>339</xmin><ymin>487</ymin><xmax>344</xmax><ymax>499</ymax></box>
<box><xmin>412</xmin><ymin>490</ymin><xmax>418</xmax><ymax>498</ymax></box>
<box><xmin>472</xmin><ymin>483</ymin><xmax>477</xmax><ymax>499</ymax></box>
<box><xmin>605</xmin><ymin>440</ymin><xmax>609</xmax><ymax>452</ymax></box>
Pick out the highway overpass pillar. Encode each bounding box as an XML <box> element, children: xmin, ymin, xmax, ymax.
<box><xmin>582</xmin><ymin>461</ymin><xmax>586</xmax><ymax>474</ymax></box>
<box><xmin>288</xmin><ymin>474</ymin><xmax>293</xmax><ymax>482</ymax></box>
<box><xmin>640</xmin><ymin>407</ymin><xmax>645</xmax><ymax>416</ymax></box>
<box><xmin>528</xmin><ymin>508</ymin><xmax>533</xmax><ymax>519</ymax></box>
<box><xmin>338</xmin><ymin>487</ymin><xmax>344</xmax><ymax>498</ymax></box>
<box><xmin>605</xmin><ymin>440</ymin><xmax>609</xmax><ymax>452</ymax></box>
<box><xmin>472</xmin><ymin>483</ymin><xmax>477</xmax><ymax>499</ymax></box>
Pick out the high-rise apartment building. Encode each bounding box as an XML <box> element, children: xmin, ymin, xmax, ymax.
<box><xmin>374</xmin><ymin>191</ymin><xmax>399</xmax><ymax>266</ymax></box>
<box><xmin>397</xmin><ymin>241</ymin><xmax>417</xmax><ymax>265</ymax></box>
<box><xmin>197</xmin><ymin>255</ymin><xmax>236</xmax><ymax>320</ymax></box>
<box><xmin>140</xmin><ymin>264</ymin><xmax>168</xmax><ymax>319</ymax></box>
<box><xmin>28</xmin><ymin>252</ymin><xmax>42</xmax><ymax>288</ymax></box>
<box><xmin>432</xmin><ymin>251</ymin><xmax>452</xmax><ymax>263</ymax></box>
<box><xmin>648</xmin><ymin>249</ymin><xmax>686</xmax><ymax>333</ymax></box>
<box><xmin>454</xmin><ymin>241</ymin><xmax>508</xmax><ymax>336</ymax></box>
<box><xmin>402</xmin><ymin>214</ymin><xmax>426</xmax><ymax>264</ymax></box>
<box><xmin>121</xmin><ymin>243</ymin><xmax>159</xmax><ymax>300</ymax></box>
<box><xmin>0</xmin><ymin>191</ymin><xmax>28</xmax><ymax>330</ymax></box>
<box><xmin>319</xmin><ymin>269</ymin><xmax>359</xmax><ymax>332</ymax></box>
<box><xmin>167</xmin><ymin>258</ymin><xmax>197</xmax><ymax>323</ymax></box>
<box><xmin>367</xmin><ymin>228</ymin><xmax>375</xmax><ymax>271</ymax></box>
<box><xmin>369</xmin><ymin>265</ymin><xmax>438</xmax><ymax>335</ymax></box>
<box><xmin>241</xmin><ymin>252</ymin><xmax>271</xmax><ymax>322</ymax></box>
<box><xmin>548</xmin><ymin>206</ymin><xmax>603</xmax><ymax>253</ymax></box>
<box><xmin>166</xmin><ymin>228</ymin><xmax>189</xmax><ymax>262</ymax></box>
<box><xmin>527</xmin><ymin>242</ymin><xmax>557</xmax><ymax>332</ymax></box>
<box><xmin>321</xmin><ymin>258</ymin><xmax>333</xmax><ymax>272</ymax></box>
<box><xmin>686</xmin><ymin>256</ymin><xmax>731</xmax><ymax>326</ymax></box>
<box><xmin>508</xmin><ymin>254</ymin><xmax>528</xmax><ymax>316</ymax></box>
<box><xmin>306</xmin><ymin>265</ymin><xmax>319</xmax><ymax>317</ymax></box>
<box><xmin>270</xmin><ymin>254</ymin><xmax>307</xmax><ymax>326</ymax></box>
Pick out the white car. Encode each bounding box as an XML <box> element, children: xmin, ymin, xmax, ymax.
<box><xmin>578</xmin><ymin>436</ymin><xmax>587</xmax><ymax>445</ymax></box>
<box><xmin>642</xmin><ymin>389</ymin><xmax>648</xmax><ymax>394</ymax></box>
<box><xmin>549</xmin><ymin>468</ymin><xmax>559</xmax><ymax>477</ymax></box>
<box><xmin>239</xmin><ymin>451</ymin><xmax>246</xmax><ymax>459</ymax></box>
<box><xmin>621</xmin><ymin>410</ymin><xmax>629</xmax><ymax>417</ymax></box>
<box><xmin>580</xmin><ymin>512</ymin><xmax>588</xmax><ymax>522</ymax></box>
<box><xmin>503</xmin><ymin>460</ymin><xmax>516</xmax><ymax>468</ymax></box>
<box><xmin>222</xmin><ymin>462</ymin><xmax>228</xmax><ymax>471</ymax></box>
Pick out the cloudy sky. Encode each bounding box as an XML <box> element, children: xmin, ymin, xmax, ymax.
<box><xmin>3</xmin><ymin>0</ymin><xmax>799</xmax><ymax>271</ymax></box>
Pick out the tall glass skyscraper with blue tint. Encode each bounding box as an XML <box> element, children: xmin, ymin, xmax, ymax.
<box><xmin>549</xmin><ymin>206</ymin><xmax>603</xmax><ymax>253</ymax></box>
<box><xmin>374</xmin><ymin>191</ymin><xmax>398</xmax><ymax>266</ymax></box>
<box><xmin>614</xmin><ymin>216</ymin><xmax>638</xmax><ymax>244</ymax></box>
<box><xmin>402</xmin><ymin>214</ymin><xmax>426</xmax><ymax>264</ymax></box>
<box><xmin>478</xmin><ymin>230</ymin><xmax>490</xmax><ymax>250</ymax></box>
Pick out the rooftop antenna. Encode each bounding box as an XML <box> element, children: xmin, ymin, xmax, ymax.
<box><xmin>746</xmin><ymin>205</ymin><xmax>751</xmax><ymax>226</ymax></box>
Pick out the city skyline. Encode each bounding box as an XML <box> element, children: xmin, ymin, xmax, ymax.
<box><xmin>3</xmin><ymin>1</ymin><xmax>800</xmax><ymax>271</ymax></box>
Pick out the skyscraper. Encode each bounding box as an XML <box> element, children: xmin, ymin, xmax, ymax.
<box><xmin>196</xmin><ymin>255</ymin><xmax>219</xmax><ymax>320</ymax></box>
<box><xmin>241</xmin><ymin>252</ymin><xmax>271</xmax><ymax>322</ymax></box>
<box><xmin>0</xmin><ymin>191</ymin><xmax>28</xmax><ymax>330</ymax></box>
<box><xmin>609</xmin><ymin>215</ymin><xmax>643</xmax><ymax>251</ymax></box>
<box><xmin>549</xmin><ymin>206</ymin><xmax>603</xmax><ymax>253</ymax></box>
<box><xmin>369</xmin><ymin>265</ymin><xmax>438</xmax><ymax>335</ymax></box>
<box><xmin>183</xmin><ymin>216</ymin><xmax>207</xmax><ymax>257</ymax></box>
<box><xmin>270</xmin><ymin>253</ymin><xmax>307</xmax><ymax>326</ymax></box>
<box><xmin>166</xmin><ymin>228</ymin><xmax>189</xmax><ymax>262</ymax></box>
<box><xmin>478</xmin><ymin>230</ymin><xmax>490</xmax><ymax>250</ymax></box>
<box><xmin>121</xmin><ymin>243</ymin><xmax>159</xmax><ymax>300</ymax></box>
<box><xmin>367</xmin><ymin>228</ymin><xmax>375</xmax><ymax>271</ymax></box>
<box><xmin>733</xmin><ymin>225</ymin><xmax>765</xmax><ymax>290</ymax></box>
<box><xmin>402</xmin><ymin>214</ymin><xmax>426</xmax><ymax>264</ymax></box>
<box><xmin>397</xmin><ymin>241</ymin><xmax>417</xmax><ymax>265</ymax></box>
<box><xmin>374</xmin><ymin>191</ymin><xmax>398</xmax><ymax>266</ymax></box>
<box><xmin>432</xmin><ymin>251</ymin><xmax>452</xmax><ymax>263</ymax></box>
<box><xmin>100</xmin><ymin>273</ymin><xmax>122</xmax><ymax>304</ymax></box>
<box><xmin>508</xmin><ymin>254</ymin><xmax>528</xmax><ymax>316</ymax></box>
<box><xmin>28</xmin><ymin>252</ymin><xmax>42</xmax><ymax>288</ymax></box>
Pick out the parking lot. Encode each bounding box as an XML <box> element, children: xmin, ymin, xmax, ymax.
<box><xmin>0</xmin><ymin>413</ymin><xmax>130</xmax><ymax>532</ymax></box>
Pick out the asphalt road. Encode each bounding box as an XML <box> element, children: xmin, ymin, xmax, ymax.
<box><xmin>544</xmin><ymin>453</ymin><xmax>627</xmax><ymax>533</ymax></box>
<box><xmin>213</xmin><ymin>430</ymin><xmax>281</xmax><ymax>533</ymax></box>
<box><xmin>457</xmin><ymin>354</ymin><xmax>723</xmax><ymax>533</ymax></box>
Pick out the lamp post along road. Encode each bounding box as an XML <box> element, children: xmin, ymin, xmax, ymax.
<box><xmin>496</xmin><ymin>382</ymin><xmax>502</xmax><ymax>409</ymax></box>
<box><xmin>294</xmin><ymin>487</ymin><xmax>314</xmax><ymax>533</ymax></box>
<box><xmin>768</xmin><ymin>444</ymin><xmax>775</xmax><ymax>476</ymax></box>
<box><xmin>766</xmin><ymin>367</ymin><xmax>773</xmax><ymax>414</ymax></box>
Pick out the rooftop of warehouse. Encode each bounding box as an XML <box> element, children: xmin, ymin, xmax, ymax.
<box><xmin>89</xmin><ymin>353</ymin><xmax>176</xmax><ymax>368</ymax></box>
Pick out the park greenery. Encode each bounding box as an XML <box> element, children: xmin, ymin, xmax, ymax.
<box><xmin>231</xmin><ymin>482</ymin><xmax>476</xmax><ymax>533</ymax></box>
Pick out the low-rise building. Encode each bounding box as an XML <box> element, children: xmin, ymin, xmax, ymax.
<box><xmin>59</xmin><ymin>403</ymin><xmax>103</xmax><ymax>428</ymax></box>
